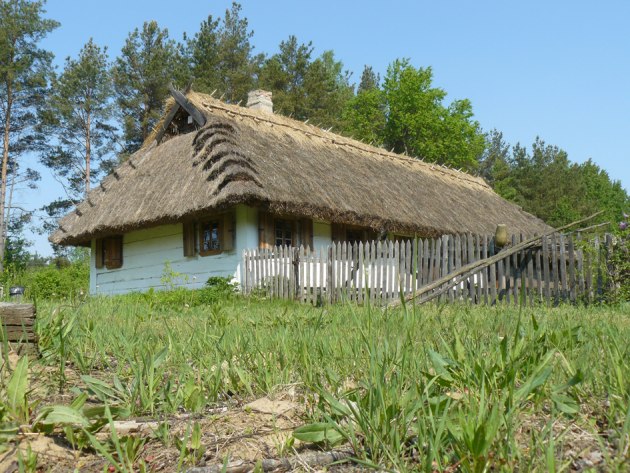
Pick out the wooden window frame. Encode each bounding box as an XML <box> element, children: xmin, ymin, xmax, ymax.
<box><xmin>274</xmin><ymin>218</ymin><xmax>294</xmax><ymax>247</ymax></box>
<box><xmin>185</xmin><ymin>212</ymin><xmax>235</xmax><ymax>257</ymax></box>
<box><xmin>199</xmin><ymin>219</ymin><xmax>223</xmax><ymax>256</ymax></box>
<box><xmin>95</xmin><ymin>236</ymin><xmax>123</xmax><ymax>270</ymax></box>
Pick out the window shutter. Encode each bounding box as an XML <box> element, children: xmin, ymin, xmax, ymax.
<box><xmin>301</xmin><ymin>218</ymin><xmax>313</xmax><ymax>248</ymax></box>
<box><xmin>104</xmin><ymin>236</ymin><xmax>123</xmax><ymax>269</ymax></box>
<box><xmin>331</xmin><ymin>223</ymin><xmax>345</xmax><ymax>243</ymax></box>
<box><xmin>258</xmin><ymin>211</ymin><xmax>274</xmax><ymax>249</ymax></box>
<box><xmin>95</xmin><ymin>239</ymin><xmax>104</xmax><ymax>269</ymax></box>
<box><xmin>183</xmin><ymin>222</ymin><xmax>196</xmax><ymax>256</ymax></box>
<box><xmin>222</xmin><ymin>212</ymin><xmax>235</xmax><ymax>251</ymax></box>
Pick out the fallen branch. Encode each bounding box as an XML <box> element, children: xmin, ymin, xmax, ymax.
<box><xmin>186</xmin><ymin>447</ymin><xmax>354</xmax><ymax>473</ymax></box>
<box><xmin>390</xmin><ymin>211</ymin><xmax>604</xmax><ymax>308</ymax></box>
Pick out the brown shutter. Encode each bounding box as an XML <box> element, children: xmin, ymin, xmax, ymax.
<box><xmin>183</xmin><ymin>222</ymin><xmax>195</xmax><ymax>256</ymax></box>
<box><xmin>258</xmin><ymin>211</ymin><xmax>274</xmax><ymax>249</ymax></box>
<box><xmin>104</xmin><ymin>236</ymin><xmax>123</xmax><ymax>269</ymax></box>
<box><xmin>301</xmin><ymin>218</ymin><xmax>313</xmax><ymax>248</ymax></box>
<box><xmin>331</xmin><ymin>223</ymin><xmax>345</xmax><ymax>243</ymax></box>
<box><xmin>222</xmin><ymin>212</ymin><xmax>235</xmax><ymax>251</ymax></box>
<box><xmin>95</xmin><ymin>239</ymin><xmax>104</xmax><ymax>269</ymax></box>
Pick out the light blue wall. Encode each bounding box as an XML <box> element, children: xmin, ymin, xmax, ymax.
<box><xmin>90</xmin><ymin>205</ymin><xmax>334</xmax><ymax>295</ymax></box>
<box><xmin>91</xmin><ymin>204</ymin><xmax>258</xmax><ymax>295</ymax></box>
<box><xmin>313</xmin><ymin>220</ymin><xmax>332</xmax><ymax>250</ymax></box>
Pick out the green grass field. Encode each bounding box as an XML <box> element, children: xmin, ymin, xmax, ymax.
<box><xmin>1</xmin><ymin>294</ymin><xmax>629</xmax><ymax>471</ymax></box>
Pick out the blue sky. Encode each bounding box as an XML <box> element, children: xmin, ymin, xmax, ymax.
<box><xmin>22</xmin><ymin>0</ymin><xmax>630</xmax><ymax>255</ymax></box>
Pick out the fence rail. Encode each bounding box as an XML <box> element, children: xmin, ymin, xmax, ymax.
<box><xmin>241</xmin><ymin>233</ymin><xmax>614</xmax><ymax>306</ymax></box>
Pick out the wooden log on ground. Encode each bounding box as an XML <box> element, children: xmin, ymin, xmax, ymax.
<box><xmin>1</xmin><ymin>302</ymin><xmax>38</xmax><ymax>356</ymax></box>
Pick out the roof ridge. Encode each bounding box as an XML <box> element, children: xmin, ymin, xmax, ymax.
<box><xmin>189</xmin><ymin>92</ymin><xmax>490</xmax><ymax>191</ymax></box>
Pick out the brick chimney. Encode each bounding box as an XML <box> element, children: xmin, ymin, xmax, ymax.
<box><xmin>246</xmin><ymin>89</ymin><xmax>273</xmax><ymax>114</ymax></box>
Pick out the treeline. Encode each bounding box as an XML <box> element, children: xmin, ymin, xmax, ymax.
<box><xmin>0</xmin><ymin>1</ymin><xmax>628</xmax><ymax>268</ymax></box>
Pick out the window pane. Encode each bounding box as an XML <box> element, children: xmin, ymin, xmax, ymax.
<box><xmin>202</xmin><ymin>221</ymin><xmax>220</xmax><ymax>252</ymax></box>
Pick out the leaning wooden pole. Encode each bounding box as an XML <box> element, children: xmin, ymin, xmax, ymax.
<box><xmin>390</xmin><ymin>211</ymin><xmax>604</xmax><ymax>308</ymax></box>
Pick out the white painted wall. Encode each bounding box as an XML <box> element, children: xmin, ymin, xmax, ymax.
<box><xmin>313</xmin><ymin>221</ymin><xmax>332</xmax><ymax>250</ymax></box>
<box><xmin>92</xmin><ymin>204</ymin><xmax>258</xmax><ymax>295</ymax></box>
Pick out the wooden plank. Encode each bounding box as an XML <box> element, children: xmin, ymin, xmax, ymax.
<box><xmin>527</xmin><ymin>247</ymin><xmax>534</xmax><ymax>307</ymax></box>
<box><xmin>535</xmin><ymin>245</ymin><xmax>542</xmax><ymax>303</ymax></box>
<box><xmin>154</xmin><ymin>103</ymin><xmax>181</xmax><ymax>144</ymax></box>
<box><xmin>568</xmin><ymin>236</ymin><xmax>576</xmax><ymax>303</ymax></box>
<box><xmin>319</xmin><ymin>247</ymin><xmax>325</xmax><ymax>305</ymax></box>
<box><xmin>479</xmin><ymin>236</ymin><xmax>486</xmax><ymax>305</ymax></box>
<box><xmin>366</xmin><ymin>241</ymin><xmax>373</xmax><ymax>305</ymax></box>
<box><xmin>422</xmin><ymin>238</ymin><xmax>429</xmax><ymax>286</ymax></box>
<box><xmin>0</xmin><ymin>303</ymin><xmax>35</xmax><ymax>318</ymax></box>
<box><xmin>329</xmin><ymin>243</ymin><xmax>334</xmax><ymax>303</ymax></box>
<box><xmin>393</xmin><ymin>240</ymin><xmax>400</xmax><ymax>301</ymax></box>
<box><xmin>497</xmin><ymin>255</ymin><xmax>505</xmax><ymax>304</ymax></box>
<box><xmin>488</xmin><ymin>238</ymin><xmax>496</xmax><ymax>305</ymax></box>
<box><xmin>511</xmin><ymin>235</ymin><xmax>519</xmax><ymax>306</ymax></box>
<box><xmin>168</xmin><ymin>86</ymin><xmax>206</xmax><ymax>127</ymax></box>
<box><xmin>454</xmin><ymin>234</ymin><xmax>461</xmax><ymax>301</ymax></box>
<box><xmin>576</xmin><ymin>234</ymin><xmax>585</xmax><ymax>302</ymax></box>
<box><xmin>357</xmin><ymin>242</ymin><xmax>364</xmax><ymax>303</ymax></box>
<box><xmin>335</xmin><ymin>242</ymin><xmax>345</xmax><ymax>302</ymax></box>
<box><xmin>471</xmin><ymin>235</ymin><xmax>478</xmax><ymax>304</ymax></box>
<box><xmin>551</xmin><ymin>234</ymin><xmax>559</xmax><ymax>304</ymax></box>
<box><xmin>2</xmin><ymin>327</ymin><xmax>37</xmax><ymax>341</ymax></box>
<box><xmin>405</xmin><ymin>239</ymin><xmax>417</xmax><ymax>294</ymax></box>
<box><xmin>448</xmin><ymin>235</ymin><xmax>455</xmax><ymax>302</ymax></box>
<box><xmin>542</xmin><ymin>235</ymin><xmax>550</xmax><ymax>305</ymax></box>
<box><xmin>305</xmin><ymin>244</ymin><xmax>317</xmax><ymax>305</ymax></box>
<box><xmin>594</xmin><ymin>236</ymin><xmax>602</xmax><ymax>301</ymax></box>
<box><xmin>584</xmin><ymin>239</ymin><xmax>592</xmax><ymax>303</ymax></box>
<box><xmin>605</xmin><ymin>233</ymin><xmax>614</xmax><ymax>296</ymax></box>
<box><xmin>433</xmin><ymin>237</ymin><xmax>442</xmax><ymax>292</ymax></box>
<box><xmin>342</xmin><ymin>242</ymin><xmax>348</xmax><ymax>303</ymax></box>
<box><xmin>350</xmin><ymin>242</ymin><xmax>357</xmax><ymax>302</ymax></box>
<box><xmin>1</xmin><ymin>317</ymin><xmax>35</xmax><ymax>326</ymax></box>
<box><xmin>559</xmin><ymin>234</ymin><xmax>568</xmax><ymax>302</ymax></box>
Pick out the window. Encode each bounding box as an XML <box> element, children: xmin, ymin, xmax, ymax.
<box><xmin>199</xmin><ymin>220</ymin><xmax>222</xmax><ymax>256</ymax></box>
<box><xmin>346</xmin><ymin>229</ymin><xmax>364</xmax><ymax>245</ymax></box>
<box><xmin>186</xmin><ymin>213</ymin><xmax>234</xmax><ymax>257</ymax></box>
<box><xmin>274</xmin><ymin>219</ymin><xmax>293</xmax><ymax>247</ymax></box>
<box><xmin>95</xmin><ymin>236</ymin><xmax>123</xmax><ymax>270</ymax></box>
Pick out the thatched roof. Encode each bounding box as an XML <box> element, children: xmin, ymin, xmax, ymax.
<box><xmin>51</xmin><ymin>90</ymin><xmax>550</xmax><ymax>246</ymax></box>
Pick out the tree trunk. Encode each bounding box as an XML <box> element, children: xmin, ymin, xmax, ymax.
<box><xmin>85</xmin><ymin>112</ymin><xmax>91</xmax><ymax>195</ymax></box>
<box><xmin>0</xmin><ymin>82</ymin><xmax>13</xmax><ymax>273</ymax></box>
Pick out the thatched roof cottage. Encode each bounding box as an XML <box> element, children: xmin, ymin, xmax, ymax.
<box><xmin>51</xmin><ymin>89</ymin><xmax>549</xmax><ymax>295</ymax></box>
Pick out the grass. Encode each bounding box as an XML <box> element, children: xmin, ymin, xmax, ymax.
<box><xmin>2</xmin><ymin>293</ymin><xmax>630</xmax><ymax>471</ymax></box>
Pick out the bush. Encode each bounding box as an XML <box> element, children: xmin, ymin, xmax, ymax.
<box><xmin>27</xmin><ymin>260</ymin><xmax>90</xmax><ymax>301</ymax></box>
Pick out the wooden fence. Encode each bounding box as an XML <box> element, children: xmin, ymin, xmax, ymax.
<box><xmin>241</xmin><ymin>233</ymin><xmax>614</xmax><ymax>306</ymax></box>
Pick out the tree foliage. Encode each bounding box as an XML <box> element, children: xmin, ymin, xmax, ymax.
<box><xmin>0</xmin><ymin>0</ymin><xmax>57</xmax><ymax>272</ymax></box>
<box><xmin>184</xmin><ymin>2</ymin><xmax>262</xmax><ymax>103</ymax></box>
<box><xmin>481</xmin><ymin>136</ymin><xmax>629</xmax><ymax>228</ymax></box>
<box><xmin>259</xmin><ymin>35</ymin><xmax>352</xmax><ymax>130</ymax></box>
<box><xmin>112</xmin><ymin>20</ymin><xmax>188</xmax><ymax>155</ymax></box>
<box><xmin>343</xmin><ymin>59</ymin><xmax>485</xmax><ymax>171</ymax></box>
<box><xmin>39</xmin><ymin>39</ymin><xmax>116</xmax><ymax>199</ymax></box>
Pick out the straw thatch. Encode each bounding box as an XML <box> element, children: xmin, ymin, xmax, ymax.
<box><xmin>51</xmin><ymin>90</ymin><xmax>550</xmax><ymax>246</ymax></box>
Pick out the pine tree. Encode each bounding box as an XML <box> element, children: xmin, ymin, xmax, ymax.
<box><xmin>0</xmin><ymin>0</ymin><xmax>57</xmax><ymax>271</ymax></box>
<box><xmin>357</xmin><ymin>65</ymin><xmax>379</xmax><ymax>92</ymax></box>
<box><xmin>113</xmin><ymin>21</ymin><xmax>188</xmax><ymax>155</ymax></box>
<box><xmin>39</xmin><ymin>39</ymin><xmax>116</xmax><ymax>200</ymax></box>
<box><xmin>185</xmin><ymin>3</ymin><xmax>262</xmax><ymax>103</ymax></box>
<box><xmin>259</xmin><ymin>35</ymin><xmax>313</xmax><ymax>119</ymax></box>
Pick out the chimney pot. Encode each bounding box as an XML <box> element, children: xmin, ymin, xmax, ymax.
<box><xmin>247</xmin><ymin>89</ymin><xmax>273</xmax><ymax>114</ymax></box>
